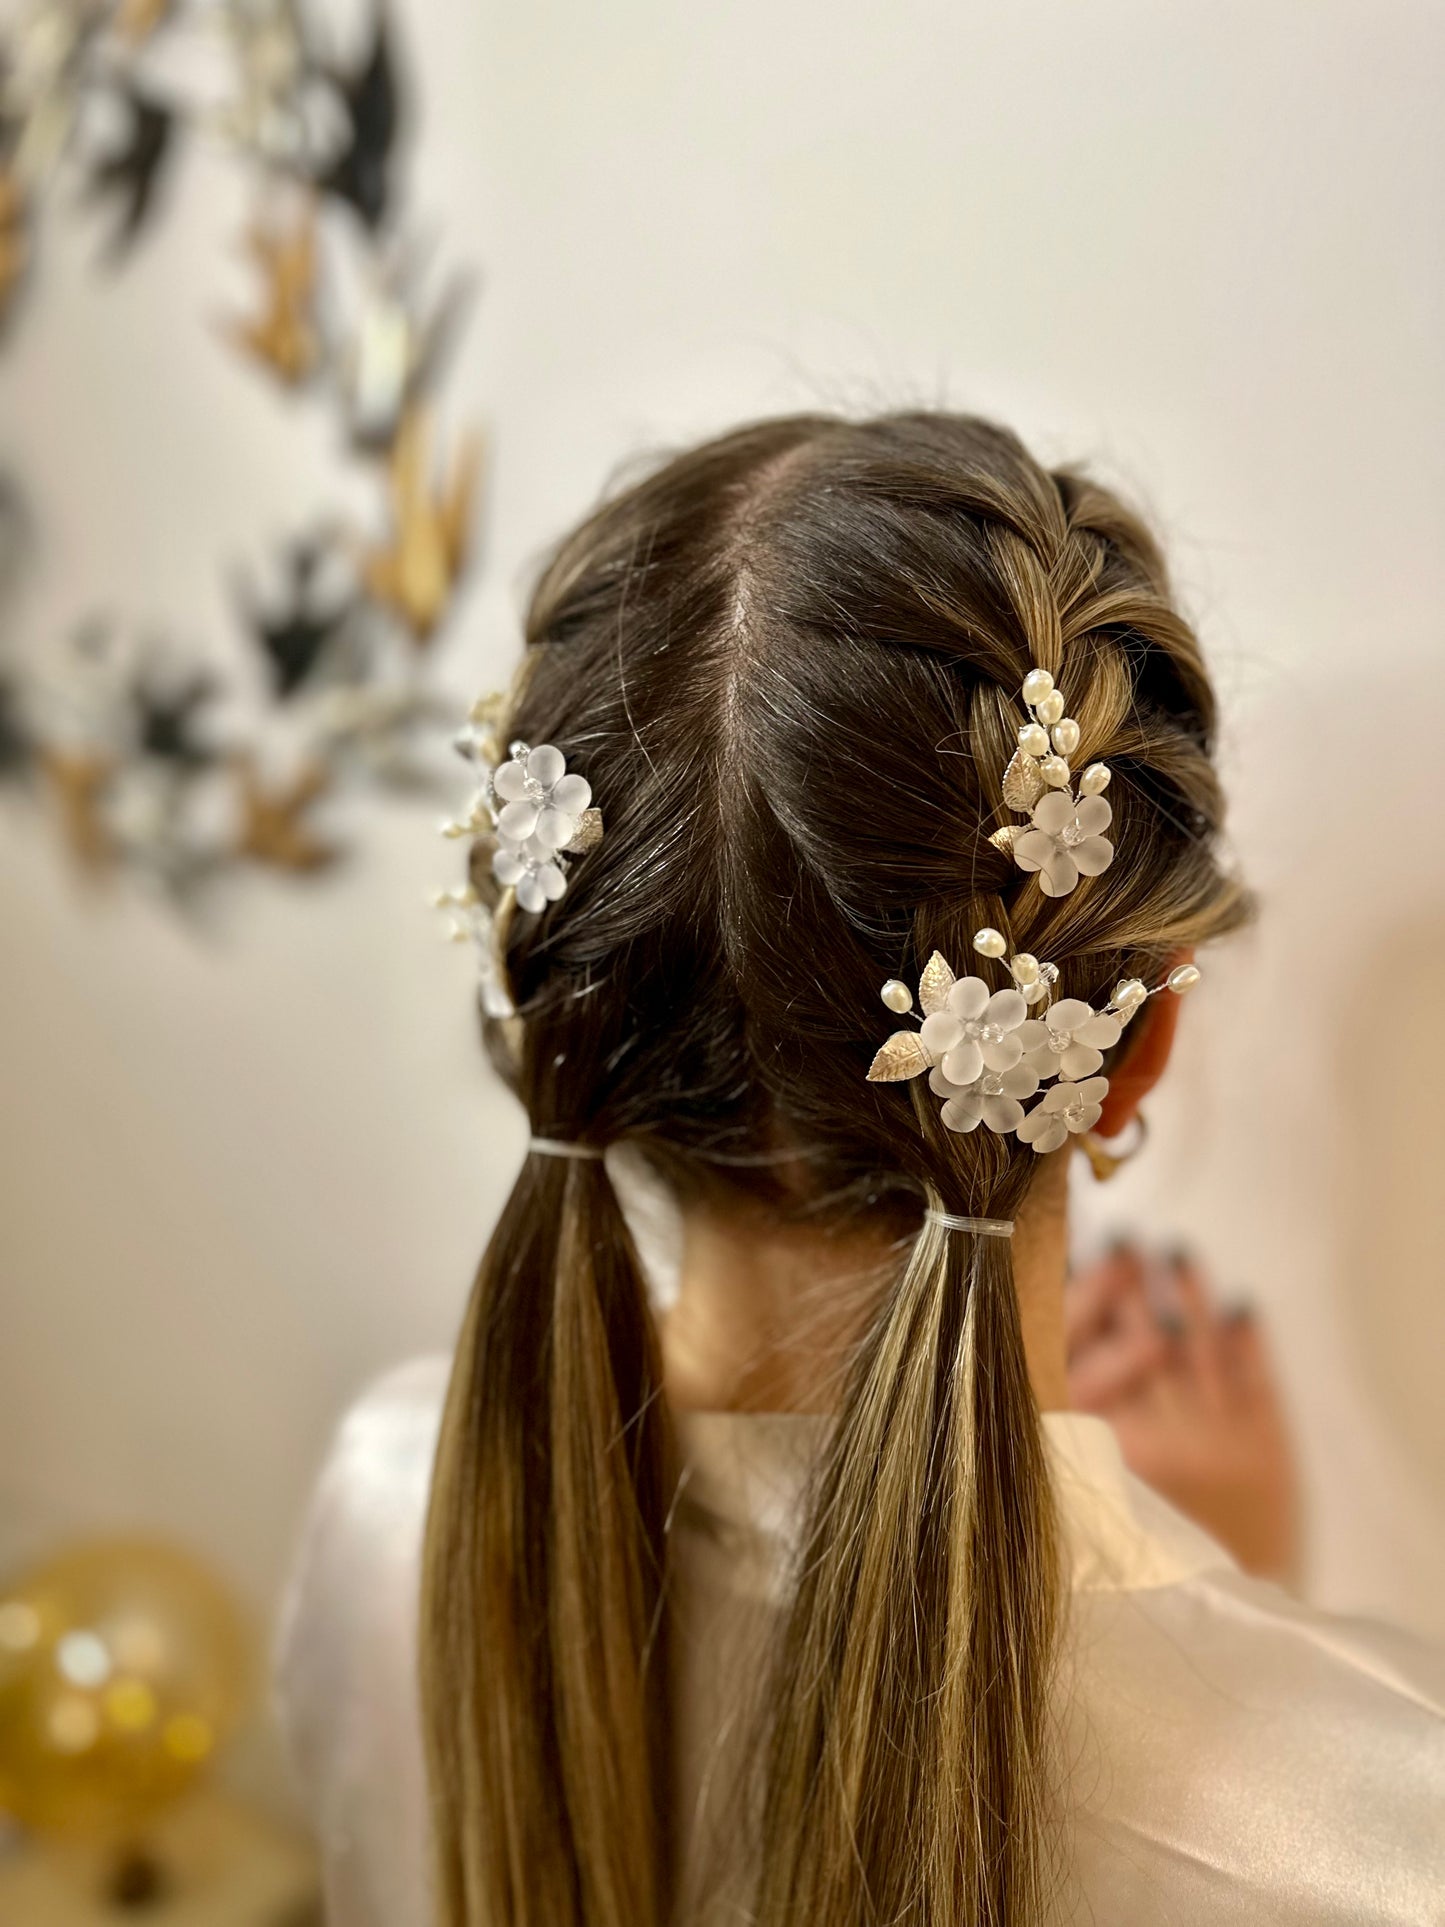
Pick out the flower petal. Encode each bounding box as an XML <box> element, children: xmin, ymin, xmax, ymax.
<box><xmin>492</xmin><ymin>760</ymin><xmax>530</xmax><ymax>803</ymax></box>
<box><xmin>1016</xmin><ymin>1107</ymin><xmax>1050</xmax><ymax>1143</ymax></box>
<box><xmin>1041</xmin><ymin>1082</ymin><xmax>1075</xmax><ymax>1113</ymax></box>
<box><xmin>984</xmin><ymin>988</ymin><xmax>1027</xmax><ymax>1031</ymax></box>
<box><xmin>982</xmin><ymin>1031</ymin><xmax>1024</xmax><ymax>1073</ymax></box>
<box><xmin>527</xmin><ymin>744</ymin><xmax>565</xmax><ymax>788</ymax></box>
<box><xmin>1059</xmin><ymin>1042</ymin><xmax>1104</xmax><ymax>1080</ymax></box>
<box><xmin>550</xmin><ymin>773</ymin><xmax>591</xmax><ymax>815</ymax></box>
<box><xmin>533</xmin><ymin>807</ymin><xmax>577</xmax><ymax>851</ymax></box>
<box><xmin>942</xmin><ymin>1039</ymin><xmax>984</xmax><ymax>1087</ymax></box>
<box><xmin>920</xmin><ymin>1012</ymin><xmax>964</xmax><ymax>1057</ymax></box>
<box><xmin>1031</xmin><ymin>790</ymin><xmax>1075</xmax><ymax>835</ymax></box>
<box><xmin>1016</xmin><ymin>1019</ymin><xmax>1050</xmax><ymax>1054</ymax></box>
<box><xmin>1074</xmin><ymin>794</ymin><xmax>1113</xmax><ymax>837</ymax></box>
<box><xmin>1049</xmin><ymin>999</ymin><xmax>1092</xmax><ymax>1033</ymax></box>
<box><xmin>1000</xmin><ymin>1062</ymin><xmax>1040</xmax><ymax>1099</ymax></box>
<box><xmin>982</xmin><ymin>1094</ymin><xmax>1025</xmax><ymax>1134</ymax></box>
<box><xmin>1072</xmin><ymin>835</ymin><xmax>1114</xmax><ymax>877</ymax></box>
<box><xmin>538</xmin><ymin>863</ymin><xmax>567</xmax><ymax>902</ymax></box>
<box><xmin>1070</xmin><ymin>1103</ymin><xmax>1103</xmax><ymax>1135</ymax></box>
<box><xmin>947</xmin><ymin>976</ymin><xmax>990</xmax><ymax>1021</ymax></box>
<box><xmin>492</xmin><ymin>846</ymin><xmax>524</xmax><ymax>886</ymax></box>
<box><xmin>928</xmin><ymin>1067</ymin><xmax>973</xmax><ymax>1099</ymax></box>
<box><xmin>497</xmin><ymin>799</ymin><xmax>540</xmax><ymax>842</ymax></box>
<box><xmin>1039</xmin><ymin>849</ymin><xmax>1079</xmax><ymax>896</ymax></box>
<box><xmin>1075</xmin><ymin>1076</ymin><xmax>1110</xmax><ymax>1107</ymax></box>
<box><xmin>1012</xmin><ymin>828</ymin><xmax>1054</xmax><ymax>874</ymax></box>
<box><xmin>1075</xmin><ymin>1012</ymin><xmax>1122</xmax><ymax>1050</ymax></box>
<box><xmin>940</xmin><ymin>1096</ymin><xmax>984</xmax><ymax>1134</ymax></box>
<box><xmin>516</xmin><ymin>873</ymin><xmax>545</xmax><ymax>913</ymax></box>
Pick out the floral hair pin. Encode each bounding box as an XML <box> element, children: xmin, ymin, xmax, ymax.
<box><xmin>441</xmin><ymin>692</ymin><xmax>603</xmax><ymax>913</ymax></box>
<box><xmin>868</xmin><ymin>927</ymin><xmax>1200</xmax><ymax>1153</ymax></box>
<box><xmin>433</xmin><ymin>691</ymin><xmax>605</xmax><ymax>1012</ymax></box>
<box><xmin>996</xmin><ymin>667</ymin><xmax>1114</xmax><ymax>899</ymax></box>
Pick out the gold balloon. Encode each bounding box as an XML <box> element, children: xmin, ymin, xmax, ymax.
<box><xmin>0</xmin><ymin>1539</ymin><xmax>252</xmax><ymax>1840</ymax></box>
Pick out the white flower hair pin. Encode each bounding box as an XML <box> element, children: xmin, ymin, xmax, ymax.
<box><xmin>997</xmin><ymin>667</ymin><xmax>1114</xmax><ymax>898</ymax></box>
<box><xmin>867</xmin><ymin>926</ymin><xmax>1200</xmax><ymax>1153</ymax></box>
<box><xmin>441</xmin><ymin>693</ymin><xmax>603</xmax><ymax>912</ymax></box>
<box><xmin>432</xmin><ymin>692</ymin><xmax>605</xmax><ymax>1013</ymax></box>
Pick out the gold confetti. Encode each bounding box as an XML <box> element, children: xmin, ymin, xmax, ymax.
<box><xmin>867</xmin><ymin>1031</ymin><xmax>931</xmax><ymax>1083</ymax></box>
<box><xmin>233</xmin><ymin>754</ymin><xmax>337</xmax><ymax>871</ymax></box>
<box><xmin>225</xmin><ymin>205</ymin><xmax>320</xmax><ymax>386</ymax></box>
<box><xmin>360</xmin><ymin>407</ymin><xmax>480</xmax><ymax>643</ymax></box>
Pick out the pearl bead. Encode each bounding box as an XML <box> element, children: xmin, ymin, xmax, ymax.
<box><xmin>1040</xmin><ymin>755</ymin><xmax>1072</xmax><ymax>788</ymax></box>
<box><xmin>1022</xmin><ymin>668</ymin><xmax>1054</xmax><ymax>706</ymax></box>
<box><xmin>881</xmin><ymin>978</ymin><xmax>913</xmax><ymax>1013</ymax></box>
<box><xmin>1035</xmin><ymin>689</ymin><xmax>1065</xmax><ymax>725</ymax></box>
<box><xmin>1114</xmin><ymin>978</ymin><xmax>1147</xmax><ymax>1011</ymax></box>
<box><xmin>972</xmin><ymin>927</ymin><xmax>1007</xmax><ymax>958</ymax></box>
<box><xmin>1010</xmin><ymin>952</ymin><xmax>1040</xmax><ymax>985</ymax></box>
<box><xmin>1051</xmin><ymin>718</ymin><xmax>1081</xmax><ymax>758</ymax></box>
<box><xmin>1167</xmin><ymin>963</ymin><xmax>1201</xmax><ymax>995</ymax></box>
<box><xmin>1079</xmin><ymin>762</ymin><xmax>1111</xmax><ymax>795</ymax></box>
<box><xmin>1017</xmin><ymin>722</ymin><xmax>1049</xmax><ymax>758</ymax></box>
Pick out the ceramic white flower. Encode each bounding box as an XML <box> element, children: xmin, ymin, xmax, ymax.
<box><xmin>493</xmin><ymin>839</ymin><xmax>567</xmax><ymax>913</ymax></box>
<box><xmin>928</xmin><ymin>1060</ymin><xmax>1040</xmax><ymax>1135</ymax></box>
<box><xmin>1016</xmin><ymin>998</ymin><xmax>1122</xmax><ymax>1083</ymax></box>
<box><xmin>917</xmin><ymin>976</ymin><xmax>1029</xmax><ymax>1087</ymax></box>
<box><xmin>492</xmin><ymin>743</ymin><xmax>593</xmax><ymax>855</ymax></box>
<box><xmin>1016</xmin><ymin>1075</ymin><xmax>1110</xmax><ymax>1154</ymax></box>
<box><xmin>1013</xmin><ymin>789</ymin><xmax>1114</xmax><ymax>898</ymax></box>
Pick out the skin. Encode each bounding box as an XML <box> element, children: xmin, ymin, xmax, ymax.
<box><xmin>661</xmin><ymin>952</ymin><xmax>1301</xmax><ymax>1579</ymax></box>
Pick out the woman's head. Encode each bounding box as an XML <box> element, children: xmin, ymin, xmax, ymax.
<box><xmin>424</xmin><ymin>411</ymin><xmax>1248</xmax><ymax>1927</ymax></box>
<box><xmin>493</xmin><ymin>410</ymin><xmax>1245</xmax><ymax>1224</ymax></box>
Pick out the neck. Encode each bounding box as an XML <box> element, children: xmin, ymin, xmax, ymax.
<box><xmin>661</xmin><ymin>1153</ymin><xmax>1071</xmax><ymax>1416</ymax></box>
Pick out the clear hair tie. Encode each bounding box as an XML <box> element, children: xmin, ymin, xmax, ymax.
<box><xmin>528</xmin><ymin>1137</ymin><xmax>605</xmax><ymax>1160</ymax></box>
<box><xmin>924</xmin><ymin>1210</ymin><xmax>1015</xmax><ymax>1239</ymax></box>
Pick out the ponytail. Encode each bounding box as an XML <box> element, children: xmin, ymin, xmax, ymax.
<box><xmin>755</xmin><ymin>1201</ymin><xmax>1060</xmax><ymax>1925</ymax></box>
<box><xmin>421</xmin><ymin>1149</ymin><xmax>673</xmax><ymax>1927</ymax></box>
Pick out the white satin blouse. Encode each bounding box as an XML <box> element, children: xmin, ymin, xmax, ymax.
<box><xmin>276</xmin><ymin>1356</ymin><xmax>1445</xmax><ymax>1924</ymax></box>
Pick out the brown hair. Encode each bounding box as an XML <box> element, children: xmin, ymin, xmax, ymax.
<box><xmin>421</xmin><ymin>411</ymin><xmax>1248</xmax><ymax>1925</ymax></box>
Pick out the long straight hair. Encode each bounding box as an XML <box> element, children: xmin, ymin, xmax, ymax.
<box><xmin>421</xmin><ymin>411</ymin><xmax>1250</xmax><ymax>1925</ymax></box>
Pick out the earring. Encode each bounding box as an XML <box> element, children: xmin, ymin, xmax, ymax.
<box><xmin>1078</xmin><ymin>1113</ymin><xmax>1148</xmax><ymax>1182</ymax></box>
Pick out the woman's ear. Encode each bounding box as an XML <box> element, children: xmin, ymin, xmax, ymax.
<box><xmin>1093</xmin><ymin>950</ymin><xmax>1193</xmax><ymax>1139</ymax></box>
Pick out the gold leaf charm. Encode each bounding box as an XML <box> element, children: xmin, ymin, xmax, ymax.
<box><xmin>563</xmin><ymin>807</ymin><xmax>604</xmax><ymax>854</ymax></box>
<box><xmin>989</xmin><ymin>824</ymin><xmax>1019</xmax><ymax>856</ymax></box>
<box><xmin>867</xmin><ymin>1031</ymin><xmax>931</xmax><ymax>1082</ymax></box>
<box><xmin>1002</xmin><ymin>749</ymin><xmax>1045</xmax><ymax>811</ymax></box>
<box><xmin>918</xmin><ymin>950</ymin><xmax>956</xmax><ymax>1016</ymax></box>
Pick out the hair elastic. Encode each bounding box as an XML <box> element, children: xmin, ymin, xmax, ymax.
<box><xmin>528</xmin><ymin>1137</ymin><xmax>605</xmax><ymax>1160</ymax></box>
<box><xmin>925</xmin><ymin>1210</ymin><xmax>1015</xmax><ymax>1239</ymax></box>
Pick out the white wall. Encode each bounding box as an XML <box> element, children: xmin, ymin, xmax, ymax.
<box><xmin>3</xmin><ymin>0</ymin><xmax>1443</xmax><ymax>1797</ymax></box>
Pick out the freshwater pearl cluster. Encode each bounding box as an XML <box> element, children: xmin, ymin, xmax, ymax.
<box><xmin>999</xmin><ymin>667</ymin><xmax>1116</xmax><ymax>899</ymax></box>
<box><xmin>867</xmin><ymin>935</ymin><xmax>1200</xmax><ymax>1155</ymax></box>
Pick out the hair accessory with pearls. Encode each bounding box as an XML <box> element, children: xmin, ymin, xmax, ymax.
<box><xmin>995</xmin><ymin>666</ymin><xmax>1114</xmax><ymax>898</ymax></box>
<box><xmin>441</xmin><ymin>693</ymin><xmax>604</xmax><ymax>913</ymax></box>
<box><xmin>868</xmin><ymin>931</ymin><xmax>1200</xmax><ymax>1154</ymax></box>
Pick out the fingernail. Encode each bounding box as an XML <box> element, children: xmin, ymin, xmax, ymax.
<box><xmin>1165</xmin><ymin>1243</ymin><xmax>1193</xmax><ymax>1271</ymax></box>
<box><xmin>1223</xmin><ymin>1300</ymin><xmax>1255</xmax><ymax>1325</ymax></box>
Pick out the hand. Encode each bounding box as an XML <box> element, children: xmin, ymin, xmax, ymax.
<box><xmin>1064</xmin><ymin>1242</ymin><xmax>1301</xmax><ymax>1583</ymax></box>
